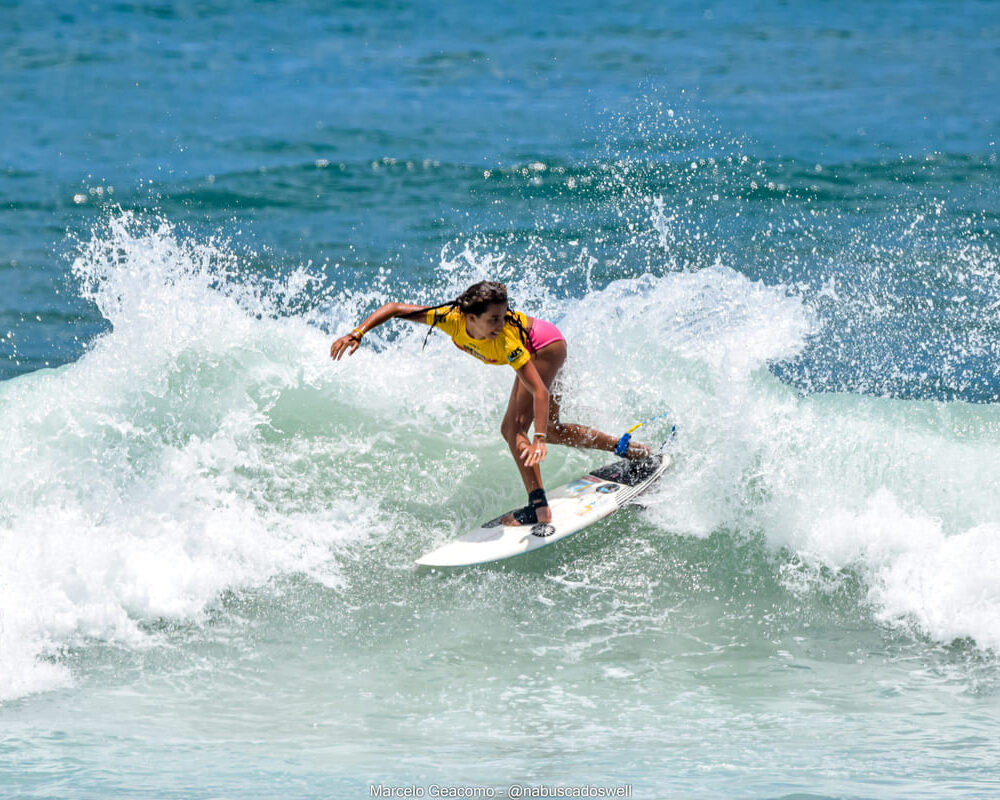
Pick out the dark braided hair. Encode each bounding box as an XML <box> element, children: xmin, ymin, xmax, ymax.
<box><xmin>408</xmin><ymin>281</ymin><xmax>534</xmax><ymax>353</ymax></box>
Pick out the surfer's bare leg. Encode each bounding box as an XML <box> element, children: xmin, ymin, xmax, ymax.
<box><xmin>546</xmin><ymin>391</ymin><xmax>651</xmax><ymax>459</ymax></box>
<box><xmin>500</xmin><ymin>376</ymin><xmax>552</xmax><ymax>525</ymax></box>
<box><xmin>500</xmin><ymin>342</ymin><xmax>650</xmax><ymax>526</ymax></box>
<box><xmin>535</xmin><ymin>343</ymin><xmax>651</xmax><ymax>459</ymax></box>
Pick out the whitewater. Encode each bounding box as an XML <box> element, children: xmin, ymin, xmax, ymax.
<box><xmin>4</xmin><ymin>213</ymin><xmax>999</xmax><ymax>715</ymax></box>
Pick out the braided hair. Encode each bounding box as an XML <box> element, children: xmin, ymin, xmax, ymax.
<box><xmin>408</xmin><ymin>281</ymin><xmax>534</xmax><ymax>353</ymax></box>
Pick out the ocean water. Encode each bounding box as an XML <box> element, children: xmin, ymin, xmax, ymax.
<box><xmin>2</xmin><ymin>1</ymin><xmax>1000</xmax><ymax>798</ymax></box>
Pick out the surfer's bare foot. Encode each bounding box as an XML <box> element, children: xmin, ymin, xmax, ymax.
<box><xmin>500</xmin><ymin>505</ymin><xmax>552</xmax><ymax>526</ymax></box>
<box><xmin>501</xmin><ymin>488</ymin><xmax>550</xmax><ymax>526</ymax></box>
<box><xmin>625</xmin><ymin>442</ymin><xmax>652</xmax><ymax>460</ymax></box>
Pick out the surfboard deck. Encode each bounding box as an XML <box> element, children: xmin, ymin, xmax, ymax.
<box><xmin>415</xmin><ymin>452</ymin><xmax>671</xmax><ymax>567</ymax></box>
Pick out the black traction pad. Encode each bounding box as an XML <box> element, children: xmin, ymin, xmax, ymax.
<box><xmin>589</xmin><ymin>455</ymin><xmax>662</xmax><ymax>487</ymax></box>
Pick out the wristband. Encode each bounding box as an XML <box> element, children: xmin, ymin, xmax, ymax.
<box><xmin>534</xmin><ymin>432</ymin><xmax>546</xmax><ymax>440</ymax></box>
<box><xmin>351</xmin><ymin>327</ymin><xmax>365</xmax><ymax>340</ymax></box>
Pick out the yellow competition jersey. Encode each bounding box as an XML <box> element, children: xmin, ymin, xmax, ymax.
<box><xmin>426</xmin><ymin>306</ymin><xmax>532</xmax><ymax>370</ymax></box>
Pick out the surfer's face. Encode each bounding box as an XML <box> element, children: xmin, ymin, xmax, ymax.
<box><xmin>466</xmin><ymin>303</ymin><xmax>507</xmax><ymax>340</ymax></box>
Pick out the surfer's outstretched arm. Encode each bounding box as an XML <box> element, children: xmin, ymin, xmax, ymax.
<box><xmin>330</xmin><ymin>302</ymin><xmax>429</xmax><ymax>360</ymax></box>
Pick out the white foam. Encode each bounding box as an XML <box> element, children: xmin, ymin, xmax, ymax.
<box><xmin>792</xmin><ymin>489</ymin><xmax>1000</xmax><ymax>649</ymax></box>
<box><xmin>5</xmin><ymin>209</ymin><xmax>999</xmax><ymax>701</ymax></box>
<box><xmin>556</xmin><ymin>261</ymin><xmax>1000</xmax><ymax>652</ymax></box>
<box><xmin>0</xmin><ymin>214</ymin><xmax>383</xmax><ymax>701</ymax></box>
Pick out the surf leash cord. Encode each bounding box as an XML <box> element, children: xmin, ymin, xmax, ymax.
<box><xmin>615</xmin><ymin>412</ymin><xmax>675</xmax><ymax>457</ymax></box>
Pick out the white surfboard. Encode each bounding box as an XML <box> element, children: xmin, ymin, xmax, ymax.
<box><xmin>415</xmin><ymin>453</ymin><xmax>671</xmax><ymax>567</ymax></box>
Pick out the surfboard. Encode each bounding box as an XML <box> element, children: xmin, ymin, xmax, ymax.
<box><xmin>415</xmin><ymin>452</ymin><xmax>671</xmax><ymax>567</ymax></box>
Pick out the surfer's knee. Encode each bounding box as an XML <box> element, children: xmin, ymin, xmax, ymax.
<box><xmin>546</xmin><ymin>422</ymin><xmax>568</xmax><ymax>445</ymax></box>
<box><xmin>500</xmin><ymin>415</ymin><xmax>526</xmax><ymax>444</ymax></box>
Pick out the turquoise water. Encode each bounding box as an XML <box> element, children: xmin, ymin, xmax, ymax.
<box><xmin>2</xmin><ymin>2</ymin><xmax>1000</xmax><ymax>798</ymax></box>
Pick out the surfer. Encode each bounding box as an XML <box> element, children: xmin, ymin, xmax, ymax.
<box><xmin>330</xmin><ymin>281</ymin><xmax>650</xmax><ymax>526</ymax></box>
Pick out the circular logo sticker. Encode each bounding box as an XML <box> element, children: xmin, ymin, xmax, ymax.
<box><xmin>531</xmin><ymin>523</ymin><xmax>556</xmax><ymax>538</ymax></box>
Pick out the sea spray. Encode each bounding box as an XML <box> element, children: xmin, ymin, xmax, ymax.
<box><xmin>4</xmin><ymin>194</ymin><xmax>1000</xmax><ymax>706</ymax></box>
<box><xmin>0</xmin><ymin>214</ymin><xmax>385</xmax><ymax>700</ymax></box>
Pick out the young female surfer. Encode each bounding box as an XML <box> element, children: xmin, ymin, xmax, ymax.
<box><xmin>329</xmin><ymin>281</ymin><xmax>650</xmax><ymax>526</ymax></box>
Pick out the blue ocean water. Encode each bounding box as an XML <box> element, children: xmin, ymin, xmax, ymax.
<box><xmin>2</xmin><ymin>1</ymin><xmax>1000</xmax><ymax>798</ymax></box>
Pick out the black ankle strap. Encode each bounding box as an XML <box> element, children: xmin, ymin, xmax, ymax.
<box><xmin>528</xmin><ymin>488</ymin><xmax>548</xmax><ymax>508</ymax></box>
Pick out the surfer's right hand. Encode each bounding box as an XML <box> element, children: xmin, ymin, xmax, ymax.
<box><xmin>330</xmin><ymin>332</ymin><xmax>362</xmax><ymax>360</ymax></box>
<box><xmin>519</xmin><ymin>436</ymin><xmax>547</xmax><ymax>467</ymax></box>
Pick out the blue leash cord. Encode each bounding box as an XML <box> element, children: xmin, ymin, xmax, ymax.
<box><xmin>614</xmin><ymin>412</ymin><xmax>675</xmax><ymax>457</ymax></box>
